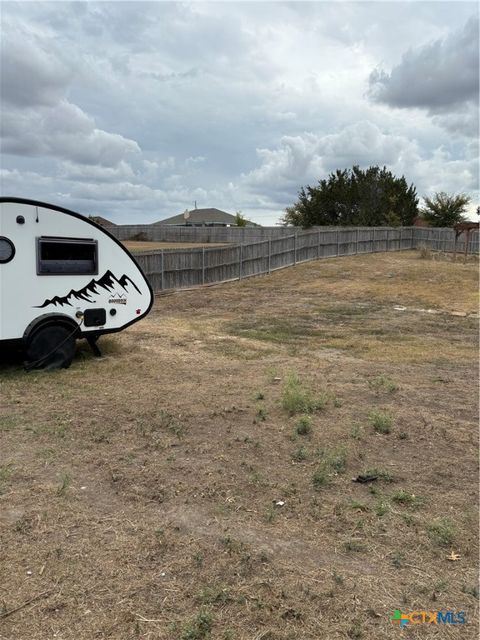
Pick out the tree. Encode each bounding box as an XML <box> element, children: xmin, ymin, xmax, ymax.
<box><xmin>234</xmin><ymin>211</ymin><xmax>249</xmax><ymax>227</ymax></box>
<box><xmin>420</xmin><ymin>192</ymin><xmax>470</xmax><ymax>227</ymax></box>
<box><xmin>283</xmin><ymin>165</ymin><xmax>418</xmax><ymax>227</ymax></box>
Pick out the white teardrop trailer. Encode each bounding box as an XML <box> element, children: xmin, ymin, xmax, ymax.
<box><xmin>0</xmin><ymin>198</ymin><xmax>153</xmax><ymax>369</ymax></box>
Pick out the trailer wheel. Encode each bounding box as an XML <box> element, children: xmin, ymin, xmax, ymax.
<box><xmin>25</xmin><ymin>324</ymin><xmax>76</xmax><ymax>370</ymax></box>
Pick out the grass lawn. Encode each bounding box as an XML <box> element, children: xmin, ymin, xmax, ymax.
<box><xmin>0</xmin><ymin>251</ymin><xmax>478</xmax><ymax>639</ymax></box>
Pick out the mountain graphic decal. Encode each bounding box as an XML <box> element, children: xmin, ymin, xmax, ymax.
<box><xmin>35</xmin><ymin>270</ymin><xmax>141</xmax><ymax>308</ymax></box>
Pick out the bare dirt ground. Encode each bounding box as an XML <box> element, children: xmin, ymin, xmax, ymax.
<box><xmin>123</xmin><ymin>241</ymin><xmax>228</xmax><ymax>252</ymax></box>
<box><xmin>0</xmin><ymin>251</ymin><xmax>478</xmax><ymax>640</ymax></box>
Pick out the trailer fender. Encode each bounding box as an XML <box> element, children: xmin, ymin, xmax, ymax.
<box><xmin>23</xmin><ymin>313</ymin><xmax>81</xmax><ymax>345</ymax></box>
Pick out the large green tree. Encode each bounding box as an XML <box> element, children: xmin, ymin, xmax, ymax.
<box><xmin>283</xmin><ymin>166</ymin><xmax>418</xmax><ymax>227</ymax></box>
<box><xmin>420</xmin><ymin>192</ymin><xmax>470</xmax><ymax>227</ymax></box>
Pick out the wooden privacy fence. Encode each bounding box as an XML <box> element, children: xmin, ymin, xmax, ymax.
<box><xmin>134</xmin><ymin>227</ymin><xmax>417</xmax><ymax>292</ymax></box>
<box><xmin>413</xmin><ymin>226</ymin><xmax>479</xmax><ymax>255</ymax></box>
<box><xmin>109</xmin><ymin>221</ymin><xmax>479</xmax><ymax>251</ymax></box>
<box><xmin>109</xmin><ymin>224</ymin><xmax>312</xmax><ymax>243</ymax></box>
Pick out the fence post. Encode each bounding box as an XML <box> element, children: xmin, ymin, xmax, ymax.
<box><xmin>160</xmin><ymin>250</ymin><xmax>164</xmax><ymax>290</ymax></box>
<box><xmin>356</xmin><ymin>228</ymin><xmax>359</xmax><ymax>255</ymax></box>
<box><xmin>372</xmin><ymin>228</ymin><xmax>376</xmax><ymax>253</ymax></box>
<box><xmin>386</xmin><ymin>229</ymin><xmax>390</xmax><ymax>252</ymax></box>
<box><xmin>399</xmin><ymin>228</ymin><xmax>402</xmax><ymax>251</ymax></box>
<box><xmin>317</xmin><ymin>231</ymin><xmax>320</xmax><ymax>258</ymax></box>
<box><xmin>464</xmin><ymin>229</ymin><xmax>470</xmax><ymax>262</ymax></box>
<box><xmin>294</xmin><ymin>233</ymin><xmax>297</xmax><ymax>265</ymax></box>
<box><xmin>336</xmin><ymin>229</ymin><xmax>340</xmax><ymax>256</ymax></box>
<box><xmin>202</xmin><ymin>247</ymin><xmax>205</xmax><ymax>285</ymax></box>
<box><xmin>239</xmin><ymin>244</ymin><xmax>243</xmax><ymax>280</ymax></box>
<box><xmin>268</xmin><ymin>239</ymin><xmax>271</xmax><ymax>274</ymax></box>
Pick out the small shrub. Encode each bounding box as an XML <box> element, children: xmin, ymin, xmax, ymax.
<box><xmin>265</xmin><ymin>505</ymin><xmax>276</xmax><ymax>523</ymax></box>
<box><xmin>0</xmin><ymin>464</ymin><xmax>13</xmax><ymax>492</ymax></box>
<box><xmin>375</xmin><ymin>500</ymin><xmax>389</xmax><ymax>517</ymax></box>
<box><xmin>57</xmin><ymin>473</ymin><xmax>71</xmax><ymax>497</ymax></box>
<box><xmin>295</xmin><ymin>415</ymin><xmax>312</xmax><ymax>436</ymax></box>
<box><xmin>350</xmin><ymin>423</ymin><xmax>363</xmax><ymax>440</ymax></box>
<box><xmin>312</xmin><ymin>466</ymin><xmax>330</xmax><ymax>489</ymax></box>
<box><xmin>462</xmin><ymin>584</ymin><xmax>479</xmax><ymax>599</ymax></box>
<box><xmin>0</xmin><ymin>415</ymin><xmax>18</xmax><ymax>431</ymax></box>
<box><xmin>434</xmin><ymin>579</ymin><xmax>448</xmax><ymax>592</ymax></box>
<box><xmin>348</xmin><ymin>622</ymin><xmax>363</xmax><ymax>639</ymax></box>
<box><xmin>349</xmin><ymin>500</ymin><xmax>369</xmax><ymax>512</ymax></box>
<box><xmin>364</xmin><ymin>467</ymin><xmax>395</xmax><ymax>483</ymax></box>
<box><xmin>282</xmin><ymin>373</ymin><xmax>325</xmax><ymax>415</ymax></box>
<box><xmin>369</xmin><ymin>410</ymin><xmax>393</xmax><ymax>434</ymax></box>
<box><xmin>333</xmin><ymin>571</ymin><xmax>344</xmax><ymax>585</ymax></box>
<box><xmin>418</xmin><ymin>243</ymin><xmax>432</xmax><ymax>260</ymax></box>
<box><xmin>391</xmin><ymin>489</ymin><xmax>422</xmax><ymax>507</ymax></box>
<box><xmin>427</xmin><ymin>518</ymin><xmax>456</xmax><ymax>547</ymax></box>
<box><xmin>147</xmin><ymin>410</ymin><xmax>185</xmax><ymax>438</ymax></box>
<box><xmin>312</xmin><ymin>447</ymin><xmax>347</xmax><ymax>489</ymax></box>
<box><xmin>325</xmin><ymin>447</ymin><xmax>347</xmax><ymax>474</ymax></box>
<box><xmin>391</xmin><ymin>551</ymin><xmax>405</xmax><ymax>569</ymax></box>
<box><xmin>193</xmin><ymin>553</ymin><xmax>203</xmax><ymax>568</ymax></box>
<box><xmin>255</xmin><ymin>392</ymin><xmax>265</xmax><ymax>400</ymax></box>
<box><xmin>368</xmin><ymin>375</ymin><xmax>398</xmax><ymax>393</ymax></box>
<box><xmin>256</xmin><ymin>406</ymin><xmax>267</xmax><ymax>422</ymax></box>
<box><xmin>196</xmin><ymin>586</ymin><xmax>231</xmax><ymax>606</ymax></box>
<box><xmin>180</xmin><ymin>609</ymin><xmax>213</xmax><ymax>640</ymax></box>
<box><xmin>0</xmin><ymin>464</ymin><xmax>13</xmax><ymax>482</ymax></box>
<box><xmin>292</xmin><ymin>446</ymin><xmax>308</xmax><ymax>462</ymax></box>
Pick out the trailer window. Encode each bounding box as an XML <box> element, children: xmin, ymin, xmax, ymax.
<box><xmin>0</xmin><ymin>237</ymin><xmax>15</xmax><ymax>264</ymax></box>
<box><xmin>37</xmin><ymin>237</ymin><xmax>98</xmax><ymax>275</ymax></box>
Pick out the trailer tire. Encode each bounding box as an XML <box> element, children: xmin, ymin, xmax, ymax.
<box><xmin>25</xmin><ymin>324</ymin><xmax>76</xmax><ymax>370</ymax></box>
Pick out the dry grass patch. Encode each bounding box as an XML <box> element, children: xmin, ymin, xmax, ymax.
<box><xmin>0</xmin><ymin>251</ymin><xmax>478</xmax><ymax>639</ymax></box>
<box><xmin>295</xmin><ymin>251</ymin><xmax>479</xmax><ymax>313</ymax></box>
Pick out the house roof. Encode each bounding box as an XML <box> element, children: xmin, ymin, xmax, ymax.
<box><xmin>154</xmin><ymin>208</ymin><xmax>257</xmax><ymax>226</ymax></box>
<box><xmin>89</xmin><ymin>215</ymin><xmax>116</xmax><ymax>227</ymax></box>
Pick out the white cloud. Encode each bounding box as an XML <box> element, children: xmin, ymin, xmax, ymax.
<box><xmin>368</xmin><ymin>16</ymin><xmax>479</xmax><ymax>136</ymax></box>
<box><xmin>0</xmin><ymin>21</ymin><xmax>141</xmax><ymax>168</ymax></box>
<box><xmin>1</xmin><ymin>100</ymin><xmax>141</xmax><ymax>165</ymax></box>
<box><xmin>240</xmin><ymin>121</ymin><xmax>479</xmax><ymax>211</ymax></box>
<box><xmin>0</xmin><ymin>30</ymin><xmax>72</xmax><ymax>108</ymax></box>
<box><xmin>60</xmin><ymin>161</ymin><xmax>136</xmax><ymax>183</ymax></box>
<box><xmin>242</xmin><ymin>122</ymin><xmax>415</xmax><ymax>189</ymax></box>
<box><xmin>1</xmin><ymin>2</ymin><xmax>478</xmax><ymax>225</ymax></box>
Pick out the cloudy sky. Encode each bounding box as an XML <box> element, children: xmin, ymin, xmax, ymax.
<box><xmin>1</xmin><ymin>1</ymin><xmax>478</xmax><ymax>224</ymax></box>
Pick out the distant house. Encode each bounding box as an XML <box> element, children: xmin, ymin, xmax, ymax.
<box><xmin>89</xmin><ymin>215</ymin><xmax>116</xmax><ymax>227</ymax></box>
<box><xmin>154</xmin><ymin>207</ymin><xmax>258</xmax><ymax>227</ymax></box>
<box><xmin>413</xmin><ymin>216</ymin><xmax>430</xmax><ymax>227</ymax></box>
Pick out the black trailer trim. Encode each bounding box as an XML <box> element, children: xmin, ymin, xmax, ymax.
<box><xmin>0</xmin><ymin>197</ymin><xmax>154</xmax><ymax>332</ymax></box>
